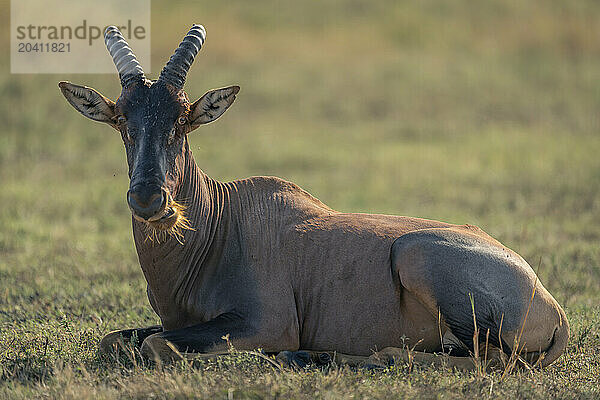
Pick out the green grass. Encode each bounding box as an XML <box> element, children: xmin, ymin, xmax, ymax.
<box><xmin>1</xmin><ymin>0</ymin><xmax>600</xmax><ymax>398</ymax></box>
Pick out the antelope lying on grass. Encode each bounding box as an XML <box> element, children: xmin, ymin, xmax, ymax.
<box><xmin>58</xmin><ymin>25</ymin><xmax>568</xmax><ymax>369</ymax></box>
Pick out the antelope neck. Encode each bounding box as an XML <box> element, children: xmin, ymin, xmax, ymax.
<box><xmin>131</xmin><ymin>143</ymin><xmax>232</xmax><ymax>316</ymax></box>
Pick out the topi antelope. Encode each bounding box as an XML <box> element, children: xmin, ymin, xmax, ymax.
<box><xmin>58</xmin><ymin>24</ymin><xmax>568</xmax><ymax>369</ymax></box>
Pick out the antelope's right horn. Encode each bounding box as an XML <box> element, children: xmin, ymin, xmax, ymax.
<box><xmin>104</xmin><ymin>26</ymin><xmax>146</xmax><ymax>88</ymax></box>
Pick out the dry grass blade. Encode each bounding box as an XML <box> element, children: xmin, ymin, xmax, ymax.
<box><xmin>468</xmin><ymin>293</ymin><xmax>483</xmax><ymax>377</ymax></box>
<box><xmin>438</xmin><ymin>308</ymin><xmax>444</xmax><ymax>354</ymax></box>
<box><xmin>143</xmin><ymin>200</ymin><xmax>195</xmax><ymax>244</ymax></box>
<box><xmin>245</xmin><ymin>351</ymin><xmax>284</xmax><ymax>371</ymax></box>
<box><xmin>484</xmin><ymin>328</ymin><xmax>490</xmax><ymax>370</ymax></box>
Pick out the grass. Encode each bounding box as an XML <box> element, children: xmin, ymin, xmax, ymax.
<box><xmin>1</xmin><ymin>0</ymin><xmax>600</xmax><ymax>398</ymax></box>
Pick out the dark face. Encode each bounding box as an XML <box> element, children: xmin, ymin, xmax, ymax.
<box><xmin>116</xmin><ymin>81</ymin><xmax>190</xmax><ymax>229</ymax></box>
<box><xmin>59</xmin><ymin>80</ymin><xmax>239</xmax><ymax>239</ymax></box>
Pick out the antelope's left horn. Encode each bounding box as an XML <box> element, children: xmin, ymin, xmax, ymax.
<box><xmin>158</xmin><ymin>24</ymin><xmax>206</xmax><ymax>90</ymax></box>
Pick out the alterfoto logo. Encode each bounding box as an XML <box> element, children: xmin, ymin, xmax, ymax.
<box><xmin>11</xmin><ymin>0</ymin><xmax>150</xmax><ymax>74</ymax></box>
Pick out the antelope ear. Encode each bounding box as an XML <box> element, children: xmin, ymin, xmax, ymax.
<box><xmin>189</xmin><ymin>86</ymin><xmax>240</xmax><ymax>130</ymax></box>
<box><xmin>58</xmin><ymin>81</ymin><xmax>117</xmax><ymax>127</ymax></box>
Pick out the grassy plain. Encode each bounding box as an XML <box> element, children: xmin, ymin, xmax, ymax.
<box><xmin>1</xmin><ymin>0</ymin><xmax>599</xmax><ymax>398</ymax></box>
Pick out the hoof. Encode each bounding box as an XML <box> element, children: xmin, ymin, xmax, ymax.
<box><xmin>315</xmin><ymin>352</ymin><xmax>332</xmax><ymax>365</ymax></box>
<box><xmin>140</xmin><ymin>333</ymin><xmax>184</xmax><ymax>364</ymax></box>
<box><xmin>276</xmin><ymin>351</ymin><xmax>311</xmax><ymax>369</ymax></box>
<box><xmin>99</xmin><ymin>330</ymin><xmax>128</xmax><ymax>355</ymax></box>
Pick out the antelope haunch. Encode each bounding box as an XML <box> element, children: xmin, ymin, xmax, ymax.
<box><xmin>59</xmin><ymin>25</ymin><xmax>568</xmax><ymax>368</ymax></box>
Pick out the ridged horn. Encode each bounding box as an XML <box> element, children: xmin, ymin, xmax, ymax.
<box><xmin>158</xmin><ymin>24</ymin><xmax>206</xmax><ymax>89</ymax></box>
<box><xmin>104</xmin><ymin>26</ymin><xmax>146</xmax><ymax>88</ymax></box>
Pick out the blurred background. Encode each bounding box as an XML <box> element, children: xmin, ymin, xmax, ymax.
<box><xmin>1</xmin><ymin>0</ymin><xmax>599</xmax><ymax>342</ymax></box>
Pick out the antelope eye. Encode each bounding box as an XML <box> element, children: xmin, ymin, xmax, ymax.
<box><xmin>117</xmin><ymin>115</ymin><xmax>127</xmax><ymax>124</ymax></box>
<box><xmin>177</xmin><ymin>116</ymin><xmax>187</xmax><ymax>125</ymax></box>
